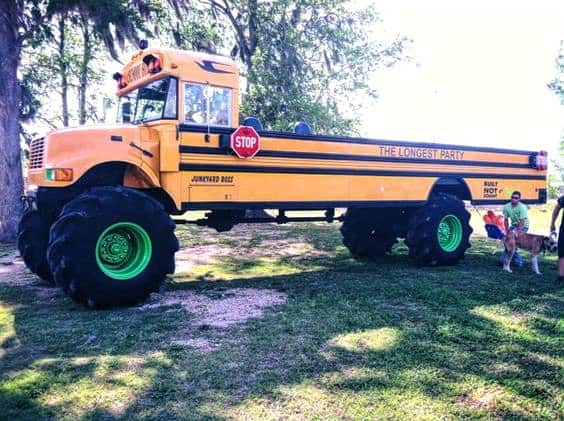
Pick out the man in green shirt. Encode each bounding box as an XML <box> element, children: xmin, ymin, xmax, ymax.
<box><xmin>503</xmin><ymin>191</ymin><xmax>530</xmax><ymax>231</ymax></box>
<box><xmin>502</xmin><ymin>191</ymin><xmax>529</xmax><ymax>266</ymax></box>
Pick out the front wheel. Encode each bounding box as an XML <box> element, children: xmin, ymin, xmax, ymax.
<box><xmin>405</xmin><ymin>193</ymin><xmax>472</xmax><ymax>266</ymax></box>
<box><xmin>47</xmin><ymin>186</ymin><xmax>179</xmax><ymax>307</ymax></box>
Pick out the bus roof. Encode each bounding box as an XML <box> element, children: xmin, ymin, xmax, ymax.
<box><xmin>117</xmin><ymin>47</ymin><xmax>239</xmax><ymax>95</ymax></box>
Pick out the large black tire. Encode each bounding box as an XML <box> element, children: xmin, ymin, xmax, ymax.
<box><xmin>17</xmin><ymin>209</ymin><xmax>54</xmax><ymax>284</ymax></box>
<box><xmin>405</xmin><ymin>193</ymin><xmax>472</xmax><ymax>266</ymax></box>
<box><xmin>340</xmin><ymin>208</ymin><xmax>398</xmax><ymax>258</ymax></box>
<box><xmin>47</xmin><ymin>186</ymin><xmax>179</xmax><ymax>308</ymax></box>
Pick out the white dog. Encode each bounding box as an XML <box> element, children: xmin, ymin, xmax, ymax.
<box><xmin>503</xmin><ymin>231</ymin><xmax>558</xmax><ymax>275</ymax></box>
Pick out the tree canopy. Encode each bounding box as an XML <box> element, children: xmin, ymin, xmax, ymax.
<box><xmin>204</xmin><ymin>0</ymin><xmax>407</xmax><ymax>134</ymax></box>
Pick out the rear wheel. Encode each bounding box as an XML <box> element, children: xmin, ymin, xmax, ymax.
<box><xmin>17</xmin><ymin>209</ymin><xmax>54</xmax><ymax>283</ymax></box>
<box><xmin>340</xmin><ymin>208</ymin><xmax>398</xmax><ymax>258</ymax></box>
<box><xmin>47</xmin><ymin>186</ymin><xmax>179</xmax><ymax>307</ymax></box>
<box><xmin>405</xmin><ymin>193</ymin><xmax>472</xmax><ymax>266</ymax></box>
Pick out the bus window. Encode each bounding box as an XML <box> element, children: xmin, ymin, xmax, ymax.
<box><xmin>209</xmin><ymin>87</ymin><xmax>231</xmax><ymax>126</ymax></box>
<box><xmin>183</xmin><ymin>82</ymin><xmax>232</xmax><ymax>127</ymax></box>
<box><xmin>116</xmin><ymin>77</ymin><xmax>177</xmax><ymax>124</ymax></box>
<box><xmin>134</xmin><ymin>78</ymin><xmax>169</xmax><ymax>122</ymax></box>
<box><xmin>184</xmin><ymin>83</ymin><xmax>207</xmax><ymax>124</ymax></box>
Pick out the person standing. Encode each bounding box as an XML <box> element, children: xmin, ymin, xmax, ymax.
<box><xmin>502</xmin><ymin>191</ymin><xmax>530</xmax><ymax>265</ymax></box>
<box><xmin>549</xmin><ymin>194</ymin><xmax>564</xmax><ymax>282</ymax></box>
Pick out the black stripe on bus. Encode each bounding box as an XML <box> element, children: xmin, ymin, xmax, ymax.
<box><xmin>179</xmin><ymin>145</ymin><xmax>532</xmax><ymax>169</ymax></box>
<box><xmin>178</xmin><ymin>124</ymin><xmax>534</xmax><ymax>156</ymax></box>
<box><xmin>181</xmin><ymin>200</ymin><xmax>427</xmax><ymax>211</ymax></box>
<box><xmin>181</xmin><ymin>199</ymin><xmax>544</xmax><ymax>211</ymax></box>
<box><xmin>179</xmin><ymin>163</ymin><xmax>546</xmax><ymax>180</ymax></box>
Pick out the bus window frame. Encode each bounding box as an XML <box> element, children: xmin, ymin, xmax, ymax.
<box><xmin>162</xmin><ymin>77</ymin><xmax>179</xmax><ymax>120</ymax></box>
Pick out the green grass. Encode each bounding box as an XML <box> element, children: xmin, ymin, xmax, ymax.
<box><xmin>0</xmin><ymin>206</ymin><xmax>562</xmax><ymax>419</ymax></box>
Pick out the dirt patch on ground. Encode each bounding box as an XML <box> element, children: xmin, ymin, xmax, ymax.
<box><xmin>141</xmin><ymin>288</ymin><xmax>287</xmax><ymax>352</ymax></box>
<box><xmin>174</xmin><ymin>245</ymin><xmax>233</xmax><ymax>273</ymax></box>
<box><xmin>455</xmin><ymin>389</ymin><xmax>502</xmax><ymax>410</ymax></box>
<box><xmin>169</xmin><ymin>338</ymin><xmax>220</xmax><ymax>352</ymax></box>
<box><xmin>251</xmin><ymin>240</ymin><xmax>331</xmax><ymax>259</ymax></box>
<box><xmin>490</xmin><ymin>362</ymin><xmax>521</xmax><ymax>374</ymax></box>
<box><xmin>0</xmin><ymin>256</ymin><xmax>39</xmax><ymax>286</ymax></box>
<box><xmin>0</xmin><ymin>255</ymin><xmax>63</xmax><ymax>303</ymax></box>
<box><xmin>173</xmin><ymin>234</ymin><xmax>330</xmax><ymax>276</ymax></box>
<box><xmin>140</xmin><ymin>288</ymin><xmax>287</xmax><ymax>328</ymax></box>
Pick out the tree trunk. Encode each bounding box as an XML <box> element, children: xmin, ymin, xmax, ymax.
<box><xmin>0</xmin><ymin>4</ymin><xmax>24</xmax><ymax>242</ymax></box>
<box><xmin>58</xmin><ymin>16</ymin><xmax>69</xmax><ymax>127</ymax></box>
<box><xmin>78</xmin><ymin>14</ymin><xmax>91</xmax><ymax>125</ymax></box>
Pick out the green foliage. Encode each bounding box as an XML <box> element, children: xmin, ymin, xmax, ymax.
<box><xmin>19</xmin><ymin>0</ymin><xmax>166</xmax><ymax>137</ymax></box>
<box><xmin>548</xmin><ymin>138</ymin><xmax>564</xmax><ymax>199</ymax></box>
<box><xmin>548</xmin><ymin>41</ymin><xmax>564</xmax><ymax>102</ymax></box>
<box><xmin>552</xmin><ymin>138</ymin><xmax>564</xmax><ymax>180</ymax></box>
<box><xmin>170</xmin><ymin>7</ymin><xmax>228</xmax><ymax>53</ymax></box>
<box><xmin>206</xmin><ymin>0</ymin><xmax>409</xmax><ymax>134</ymax></box>
<box><xmin>22</xmin><ymin>16</ymin><xmax>106</xmax><ymax>130</ymax></box>
<box><xmin>256</xmin><ymin>1</ymin><xmax>404</xmax><ymax>134</ymax></box>
<box><xmin>45</xmin><ymin>0</ymin><xmax>154</xmax><ymax>58</ymax></box>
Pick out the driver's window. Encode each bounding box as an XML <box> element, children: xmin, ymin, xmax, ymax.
<box><xmin>134</xmin><ymin>78</ymin><xmax>168</xmax><ymax>122</ymax></box>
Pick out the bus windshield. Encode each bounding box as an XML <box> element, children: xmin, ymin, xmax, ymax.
<box><xmin>117</xmin><ymin>77</ymin><xmax>177</xmax><ymax>124</ymax></box>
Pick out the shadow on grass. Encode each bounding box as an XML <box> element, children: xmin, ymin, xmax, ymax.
<box><xmin>0</xmin><ymin>229</ymin><xmax>562</xmax><ymax>418</ymax></box>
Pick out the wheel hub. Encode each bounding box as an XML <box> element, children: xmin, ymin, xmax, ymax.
<box><xmin>437</xmin><ymin>215</ymin><xmax>463</xmax><ymax>252</ymax></box>
<box><xmin>438</xmin><ymin>223</ymin><xmax>451</xmax><ymax>243</ymax></box>
<box><xmin>95</xmin><ymin>222</ymin><xmax>152</xmax><ymax>280</ymax></box>
<box><xmin>98</xmin><ymin>232</ymin><xmax>131</xmax><ymax>265</ymax></box>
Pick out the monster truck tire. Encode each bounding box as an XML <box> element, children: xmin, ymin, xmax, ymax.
<box><xmin>405</xmin><ymin>193</ymin><xmax>472</xmax><ymax>266</ymax></box>
<box><xmin>17</xmin><ymin>209</ymin><xmax>54</xmax><ymax>284</ymax></box>
<box><xmin>47</xmin><ymin>186</ymin><xmax>179</xmax><ymax>307</ymax></box>
<box><xmin>340</xmin><ymin>208</ymin><xmax>398</xmax><ymax>258</ymax></box>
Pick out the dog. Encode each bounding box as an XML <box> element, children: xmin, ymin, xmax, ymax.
<box><xmin>503</xmin><ymin>231</ymin><xmax>558</xmax><ymax>275</ymax></box>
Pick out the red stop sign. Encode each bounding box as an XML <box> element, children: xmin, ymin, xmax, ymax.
<box><xmin>230</xmin><ymin>126</ymin><xmax>261</xmax><ymax>159</ymax></box>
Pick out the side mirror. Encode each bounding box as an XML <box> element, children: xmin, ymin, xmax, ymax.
<box><xmin>122</xmin><ymin>102</ymin><xmax>131</xmax><ymax>123</ymax></box>
<box><xmin>103</xmin><ymin>97</ymin><xmax>112</xmax><ymax>110</ymax></box>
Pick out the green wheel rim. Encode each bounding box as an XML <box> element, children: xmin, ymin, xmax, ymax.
<box><xmin>95</xmin><ymin>222</ymin><xmax>152</xmax><ymax>280</ymax></box>
<box><xmin>437</xmin><ymin>215</ymin><xmax>463</xmax><ymax>252</ymax></box>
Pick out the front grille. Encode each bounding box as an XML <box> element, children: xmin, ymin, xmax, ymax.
<box><xmin>29</xmin><ymin>137</ymin><xmax>45</xmax><ymax>169</ymax></box>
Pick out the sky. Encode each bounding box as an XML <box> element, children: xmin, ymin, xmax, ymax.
<box><xmin>358</xmin><ymin>0</ymin><xmax>564</xmax><ymax>156</ymax></box>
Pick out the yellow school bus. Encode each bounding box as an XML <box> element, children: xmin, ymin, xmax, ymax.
<box><xmin>21</xmin><ymin>42</ymin><xmax>548</xmax><ymax>307</ymax></box>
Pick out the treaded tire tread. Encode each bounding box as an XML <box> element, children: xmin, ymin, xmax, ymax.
<box><xmin>47</xmin><ymin>186</ymin><xmax>179</xmax><ymax>307</ymax></box>
<box><xmin>17</xmin><ymin>210</ymin><xmax>54</xmax><ymax>284</ymax></box>
<box><xmin>340</xmin><ymin>208</ymin><xmax>398</xmax><ymax>259</ymax></box>
<box><xmin>405</xmin><ymin>193</ymin><xmax>472</xmax><ymax>266</ymax></box>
